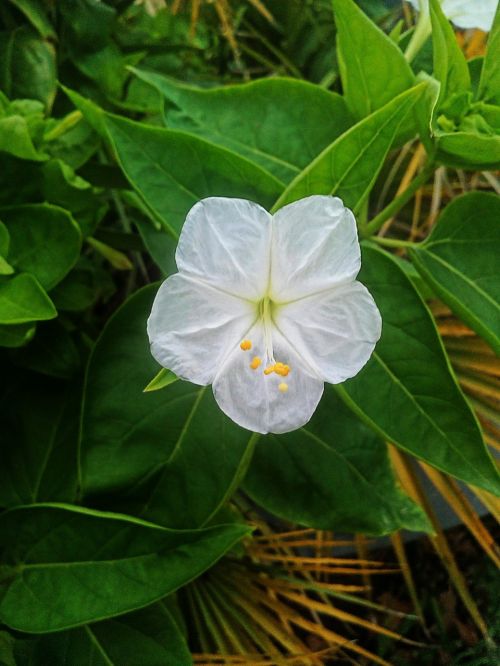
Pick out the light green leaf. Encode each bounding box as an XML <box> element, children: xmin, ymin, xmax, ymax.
<box><xmin>0</xmin><ymin>115</ymin><xmax>46</xmax><ymax>161</ymax></box>
<box><xmin>332</xmin><ymin>0</ymin><xmax>414</xmax><ymax>118</ymax></box>
<box><xmin>105</xmin><ymin>115</ymin><xmax>283</xmax><ymax>237</ymax></box>
<box><xmin>80</xmin><ymin>285</ymin><xmax>256</xmax><ymax>528</ymax></box>
<box><xmin>409</xmin><ymin>192</ymin><xmax>500</xmax><ymax>354</ymax></box>
<box><xmin>144</xmin><ymin>368</ymin><xmax>178</xmax><ymax>392</ymax></box>
<box><xmin>0</xmin><ymin>273</ymin><xmax>56</xmax><ymax>324</ymax></box>
<box><xmin>244</xmin><ymin>389</ymin><xmax>430</xmax><ymax>535</ymax></box>
<box><xmin>338</xmin><ymin>245</ymin><xmax>500</xmax><ymax>496</ymax></box>
<box><xmin>0</xmin><ymin>503</ymin><xmax>249</xmax><ymax>632</ymax></box>
<box><xmin>478</xmin><ymin>3</ymin><xmax>500</xmax><ymax>104</ymax></box>
<box><xmin>0</xmin><ymin>204</ymin><xmax>82</xmax><ymax>290</ymax></box>
<box><xmin>0</xmin><ymin>255</ymin><xmax>14</xmax><ymax>275</ymax></box>
<box><xmin>430</xmin><ymin>0</ymin><xmax>470</xmax><ymax>108</ymax></box>
<box><xmin>273</xmin><ymin>83</ymin><xmax>426</xmax><ymax>213</ymax></box>
<box><xmin>0</xmin><ymin>376</ymin><xmax>79</xmax><ymax>506</ymax></box>
<box><xmin>131</xmin><ymin>69</ymin><xmax>353</xmax><ymax>184</ymax></box>
<box><xmin>435</xmin><ymin>128</ymin><xmax>500</xmax><ymax>170</ymax></box>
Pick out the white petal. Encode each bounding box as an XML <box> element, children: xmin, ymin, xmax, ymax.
<box><xmin>407</xmin><ymin>0</ymin><xmax>496</xmax><ymax>31</ymax></box>
<box><xmin>212</xmin><ymin>323</ymin><xmax>324</xmax><ymax>434</ymax></box>
<box><xmin>270</xmin><ymin>195</ymin><xmax>360</xmax><ymax>302</ymax></box>
<box><xmin>176</xmin><ymin>197</ymin><xmax>272</xmax><ymax>300</ymax></box>
<box><xmin>147</xmin><ymin>274</ymin><xmax>256</xmax><ymax>385</ymax></box>
<box><xmin>273</xmin><ymin>281</ymin><xmax>382</xmax><ymax>384</ymax></box>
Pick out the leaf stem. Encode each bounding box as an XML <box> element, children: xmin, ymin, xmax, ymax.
<box><xmin>363</xmin><ymin>161</ymin><xmax>435</xmax><ymax>236</ymax></box>
<box><xmin>370</xmin><ymin>236</ymin><xmax>419</xmax><ymax>249</ymax></box>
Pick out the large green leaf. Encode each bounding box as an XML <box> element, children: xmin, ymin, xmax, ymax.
<box><xmin>0</xmin><ymin>204</ymin><xmax>82</xmax><ymax>290</ymax></box>
<box><xmin>0</xmin><ymin>375</ymin><xmax>79</xmax><ymax>506</ymax></box>
<box><xmin>429</xmin><ymin>0</ymin><xmax>470</xmax><ymax>108</ymax></box>
<box><xmin>244</xmin><ymin>389</ymin><xmax>430</xmax><ymax>535</ymax></box>
<box><xmin>478</xmin><ymin>3</ymin><xmax>500</xmax><ymax>104</ymax></box>
<box><xmin>0</xmin><ymin>273</ymin><xmax>56</xmax><ymax>324</ymax></box>
<box><xmin>17</xmin><ymin>604</ymin><xmax>191</xmax><ymax>665</ymax></box>
<box><xmin>273</xmin><ymin>83</ymin><xmax>425</xmax><ymax>212</ymax></box>
<box><xmin>105</xmin><ymin>115</ymin><xmax>283</xmax><ymax>237</ymax></box>
<box><xmin>132</xmin><ymin>69</ymin><xmax>353</xmax><ymax>184</ymax></box>
<box><xmin>0</xmin><ymin>503</ymin><xmax>249</xmax><ymax>632</ymax></box>
<box><xmin>80</xmin><ymin>285</ymin><xmax>256</xmax><ymax>528</ymax></box>
<box><xmin>409</xmin><ymin>192</ymin><xmax>500</xmax><ymax>354</ymax></box>
<box><xmin>338</xmin><ymin>245</ymin><xmax>500</xmax><ymax>495</ymax></box>
<box><xmin>332</xmin><ymin>0</ymin><xmax>414</xmax><ymax>118</ymax></box>
<box><xmin>0</xmin><ymin>115</ymin><xmax>45</xmax><ymax>161</ymax></box>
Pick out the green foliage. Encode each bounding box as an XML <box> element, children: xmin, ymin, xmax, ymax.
<box><xmin>0</xmin><ymin>0</ymin><xmax>498</xmax><ymax>660</ymax></box>
<box><xmin>410</xmin><ymin>193</ymin><xmax>500</xmax><ymax>355</ymax></box>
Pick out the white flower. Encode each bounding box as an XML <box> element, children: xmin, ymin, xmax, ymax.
<box><xmin>408</xmin><ymin>0</ymin><xmax>497</xmax><ymax>31</ymax></box>
<box><xmin>147</xmin><ymin>196</ymin><xmax>382</xmax><ymax>434</ymax></box>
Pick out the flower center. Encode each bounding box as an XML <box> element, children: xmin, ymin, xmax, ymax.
<box><xmin>239</xmin><ymin>297</ymin><xmax>290</xmax><ymax>393</ymax></box>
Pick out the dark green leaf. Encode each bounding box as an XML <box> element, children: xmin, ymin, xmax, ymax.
<box><xmin>7</xmin><ymin>0</ymin><xmax>55</xmax><ymax>39</ymax></box>
<box><xmin>0</xmin><ymin>503</ymin><xmax>249</xmax><ymax>632</ymax></box>
<box><xmin>0</xmin><ymin>27</ymin><xmax>57</xmax><ymax>109</ymax></box>
<box><xmin>0</xmin><ymin>273</ymin><xmax>56</xmax><ymax>324</ymax></box>
<box><xmin>0</xmin><ymin>116</ymin><xmax>46</xmax><ymax>161</ymax></box>
<box><xmin>0</xmin><ymin>322</ymin><xmax>36</xmax><ymax>348</ymax></box>
<box><xmin>80</xmin><ymin>286</ymin><xmax>256</xmax><ymax>528</ymax></box>
<box><xmin>338</xmin><ymin>245</ymin><xmax>500</xmax><ymax>495</ymax></box>
<box><xmin>132</xmin><ymin>69</ymin><xmax>353</xmax><ymax>184</ymax></box>
<box><xmin>273</xmin><ymin>83</ymin><xmax>426</xmax><ymax>213</ymax></box>
<box><xmin>0</xmin><ymin>377</ymin><xmax>79</xmax><ymax>506</ymax></box>
<box><xmin>16</xmin><ymin>603</ymin><xmax>191</xmax><ymax>665</ymax></box>
<box><xmin>244</xmin><ymin>389</ymin><xmax>430</xmax><ymax>534</ymax></box>
<box><xmin>0</xmin><ymin>204</ymin><xmax>82</xmax><ymax>290</ymax></box>
<box><xmin>409</xmin><ymin>192</ymin><xmax>500</xmax><ymax>354</ymax></box>
<box><xmin>332</xmin><ymin>0</ymin><xmax>414</xmax><ymax>118</ymax></box>
<box><xmin>105</xmin><ymin>115</ymin><xmax>283</xmax><ymax>237</ymax></box>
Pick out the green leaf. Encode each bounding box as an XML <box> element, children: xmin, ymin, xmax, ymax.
<box><xmin>144</xmin><ymin>368</ymin><xmax>178</xmax><ymax>392</ymax></box>
<box><xmin>409</xmin><ymin>193</ymin><xmax>500</xmax><ymax>354</ymax></box>
<box><xmin>0</xmin><ymin>115</ymin><xmax>46</xmax><ymax>161</ymax></box>
<box><xmin>7</xmin><ymin>0</ymin><xmax>55</xmax><ymax>39</ymax></box>
<box><xmin>0</xmin><ymin>255</ymin><xmax>14</xmax><ymax>275</ymax></box>
<box><xmin>134</xmin><ymin>216</ymin><xmax>177</xmax><ymax>276</ymax></box>
<box><xmin>0</xmin><ymin>204</ymin><xmax>82</xmax><ymax>290</ymax></box>
<box><xmin>0</xmin><ymin>376</ymin><xmax>79</xmax><ymax>506</ymax></box>
<box><xmin>273</xmin><ymin>83</ymin><xmax>426</xmax><ymax>213</ymax></box>
<box><xmin>24</xmin><ymin>604</ymin><xmax>192</xmax><ymax>666</ymax></box>
<box><xmin>0</xmin><ymin>221</ymin><xmax>9</xmax><ymax>256</ymax></box>
<box><xmin>0</xmin><ymin>26</ymin><xmax>57</xmax><ymax>109</ymax></box>
<box><xmin>80</xmin><ymin>285</ymin><xmax>256</xmax><ymax>528</ymax></box>
<box><xmin>104</xmin><ymin>115</ymin><xmax>283</xmax><ymax>237</ymax></box>
<box><xmin>131</xmin><ymin>69</ymin><xmax>353</xmax><ymax>184</ymax></box>
<box><xmin>338</xmin><ymin>245</ymin><xmax>500</xmax><ymax>495</ymax></box>
<box><xmin>430</xmin><ymin>0</ymin><xmax>470</xmax><ymax>109</ymax></box>
<box><xmin>478</xmin><ymin>3</ymin><xmax>500</xmax><ymax>104</ymax></box>
<box><xmin>0</xmin><ymin>274</ymin><xmax>56</xmax><ymax>324</ymax></box>
<box><xmin>332</xmin><ymin>0</ymin><xmax>414</xmax><ymax>118</ymax></box>
<box><xmin>0</xmin><ymin>322</ymin><xmax>36</xmax><ymax>348</ymax></box>
<box><xmin>58</xmin><ymin>0</ymin><xmax>116</xmax><ymax>52</ymax></box>
<box><xmin>435</xmin><ymin>129</ymin><xmax>500</xmax><ymax>171</ymax></box>
<box><xmin>0</xmin><ymin>503</ymin><xmax>249</xmax><ymax>632</ymax></box>
<box><xmin>244</xmin><ymin>389</ymin><xmax>430</xmax><ymax>535</ymax></box>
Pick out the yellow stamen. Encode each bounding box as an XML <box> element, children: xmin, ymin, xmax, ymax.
<box><xmin>274</xmin><ymin>362</ymin><xmax>290</xmax><ymax>377</ymax></box>
<box><xmin>240</xmin><ymin>339</ymin><xmax>252</xmax><ymax>351</ymax></box>
<box><xmin>250</xmin><ymin>356</ymin><xmax>262</xmax><ymax>370</ymax></box>
<box><xmin>263</xmin><ymin>365</ymin><xmax>275</xmax><ymax>375</ymax></box>
<box><xmin>278</xmin><ymin>382</ymin><xmax>288</xmax><ymax>393</ymax></box>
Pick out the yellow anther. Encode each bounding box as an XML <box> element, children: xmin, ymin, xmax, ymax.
<box><xmin>274</xmin><ymin>362</ymin><xmax>290</xmax><ymax>377</ymax></box>
<box><xmin>250</xmin><ymin>356</ymin><xmax>262</xmax><ymax>370</ymax></box>
<box><xmin>240</xmin><ymin>339</ymin><xmax>252</xmax><ymax>351</ymax></box>
<box><xmin>263</xmin><ymin>365</ymin><xmax>275</xmax><ymax>375</ymax></box>
<box><xmin>278</xmin><ymin>382</ymin><xmax>289</xmax><ymax>393</ymax></box>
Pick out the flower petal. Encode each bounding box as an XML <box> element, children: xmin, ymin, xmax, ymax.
<box><xmin>176</xmin><ymin>197</ymin><xmax>272</xmax><ymax>300</ymax></box>
<box><xmin>408</xmin><ymin>0</ymin><xmax>496</xmax><ymax>31</ymax></box>
<box><xmin>212</xmin><ymin>323</ymin><xmax>324</xmax><ymax>434</ymax></box>
<box><xmin>147</xmin><ymin>274</ymin><xmax>256</xmax><ymax>385</ymax></box>
<box><xmin>270</xmin><ymin>195</ymin><xmax>360</xmax><ymax>302</ymax></box>
<box><xmin>273</xmin><ymin>281</ymin><xmax>382</xmax><ymax>384</ymax></box>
